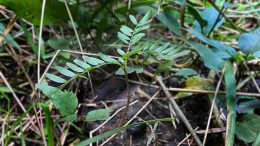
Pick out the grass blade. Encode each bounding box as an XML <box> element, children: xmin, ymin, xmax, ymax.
<box><xmin>224</xmin><ymin>61</ymin><xmax>236</xmax><ymax>146</ymax></box>
<box><xmin>75</xmin><ymin>118</ymin><xmax>173</xmax><ymax>146</ymax></box>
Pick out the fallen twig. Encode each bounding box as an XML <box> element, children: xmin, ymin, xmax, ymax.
<box><xmin>156</xmin><ymin>76</ymin><xmax>203</xmax><ymax>146</ymax></box>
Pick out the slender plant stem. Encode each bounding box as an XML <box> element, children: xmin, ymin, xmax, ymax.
<box><xmin>118</xmin><ymin>65</ymin><xmax>131</xmax><ymax>127</ymax></box>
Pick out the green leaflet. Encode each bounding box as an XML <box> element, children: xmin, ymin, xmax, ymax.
<box><xmin>0</xmin><ymin>0</ymin><xmax>78</xmax><ymax>25</ymax></box>
<box><xmin>55</xmin><ymin>66</ymin><xmax>75</xmax><ymax>77</ymax></box>
<box><xmin>46</xmin><ymin>73</ymin><xmax>66</xmax><ymax>83</ymax></box>
<box><xmin>66</xmin><ymin>62</ymin><xmax>84</xmax><ymax>72</ymax></box>
<box><xmin>85</xmin><ymin>108</ymin><xmax>113</xmax><ymax>122</ymax></box>
<box><xmin>129</xmin><ymin>15</ymin><xmax>138</xmax><ymax>25</ymax></box>
<box><xmin>224</xmin><ymin>61</ymin><xmax>236</xmax><ymax>146</ymax></box>
<box><xmin>73</xmin><ymin>59</ymin><xmax>91</xmax><ymax>69</ymax></box>
<box><xmin>137</xmin><ymin>6</ymin><xmax>181</xmax><ymax>36</ymax></box>
<box><xmin>120</xmin><ymin>25</ymin><xmax>133</xmax><ymax>36</ymax></box>
<box><xmin>117</xmin><ymin>32</ymin><xmax>130</xmax><ymax>44</ymax></box>
<box><xmin>98</xmin><ymin>53</ymin><xmax>119</xmax><ymax>64</ymax></box>
<box><xmin>82</xmin><ymin>56</ymin><xmax>105</xmax><ymax>65</ymax></box>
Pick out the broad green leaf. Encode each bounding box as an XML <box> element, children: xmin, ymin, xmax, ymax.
<box><xmin>46</xmin><ymin>73</ymin><xmax>66</xmax><ymax>83</ymax></box>
<box><xmin>253</xmin><ymin>132</ymin><xmax>260</xmax><ymax>146</ymax></box>
<box><xmin>66</xmin><ymin>62</ymin><xmax>84</xmax><ymax>73</ymax></box>
<box><xmin>238</xmin><ymin>28</ymin><xmax>260</xmax><ymax>55</ymax></box>
<box><xmin>59</xmin><ymin>113</ymin><xmax>77</xmax><ymax>123</ymax></box>
<box><xmin>50</xmin><ymin>91</ymin><xmax>78</xmax><ymax>116</ymax></box>
<box><xmin>117</xmin><ymin>32</ymin><xmax>130</xmax><ymax>44</ymax></box>
<box><xmin>75</xmin><ymin>118</ymin><xmax>173</xmax><ymax>146</ymax></box>
<box><xmin>224</xmin><ymin>61</ymin><xmax>236</xmax><ymax>146</ymax></box>
<box><xmin>236</xmin><ymin>96</ymin><xmax>260</xmax><ymax>114</ymax></box>
<box><xmin>187</xmin><ymin>5</ymin><xmax>207</xmax><ymax>30</ymax></box>
<box><xmin>253</xmin><ymin>51</ymin><xmax>260</xmax><ymax>58</ymax></box>
<box><xmin>129</xmin><ymin>15</ymin><xmax>138</xmax><ymax>25</ymax></box>
<box><xmin>193</xmin><ymin>7</ymin><xmax>225</xmax><ymax>35</ymax></box>
<box><xmin>73</xmin><ymin>59</ymin><xmax>91</xmax><ymax>69</ymax></box>
<box><xmin>82</xmin><ymin>56</ymin><xmax>105</xmax><ymax>65</ymax></box>
<box><xmin>85</xmin><ymin>108</ymin><xmax>113</xmax><ymax>122</ymax></box>
<box><xmin>47</xmin><ymin>38</ymin><xmax>70</xmax><ymax>50</ymax></box>
<box><xmin>175</xmin><ymin>68</ymin><xmax>197</xmax><ymax>77</ymax></box>
<box><xmin>131</xmin><ymin>33</ymin><xmax>145</xmax><ymax>45</ymax></box>
<box><xmin>137</xmin><ymin>6</ymin><xmax>180</xmax><ymax>35</ymax></box>
<box><xmin>98</xmin><ymin>53</ymin><xmax>119</xmax><ymax>64</ymax></box>
<box><xmin>187</xmin><ymin>41</ymin><xmax>225</xmax><ymax>71</ymax></box>
<box><xmin>0</xmin><ymin>0</ymin><xmax>78</xmax><ymax>25</ymax></box>
<box><xmin>120</xmin><ymin>25</ymin><xmax>133</xmax><ymax>36</ymax></box>
<box><xmin>38</xmin><ymin>82</ymin><xmax>78</xmax><ymax>116</ymax></box>
<box><xmin>236</xmin><ymin>114</ymin><xmax>260</xmax><ymax>143</ymax></box>
<box><xmin>152</xmin><ymin>8</ymin><xmax>180</xmax><ymax>36</ymax></box>
<box><xmin>55</xmin><ymin>66</ymin><xmax>75</xmax><ymax>77</ymax></box>
<box><xmin>187</xmin><ymin>29</ymin><xmax>236</xmax><ymax>58</ymax></box>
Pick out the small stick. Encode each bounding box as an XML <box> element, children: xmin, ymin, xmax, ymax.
<box><xmin>156</xmin><ymin>76</ymin><xmax>203</xmax><ymax>146</ymax></box>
